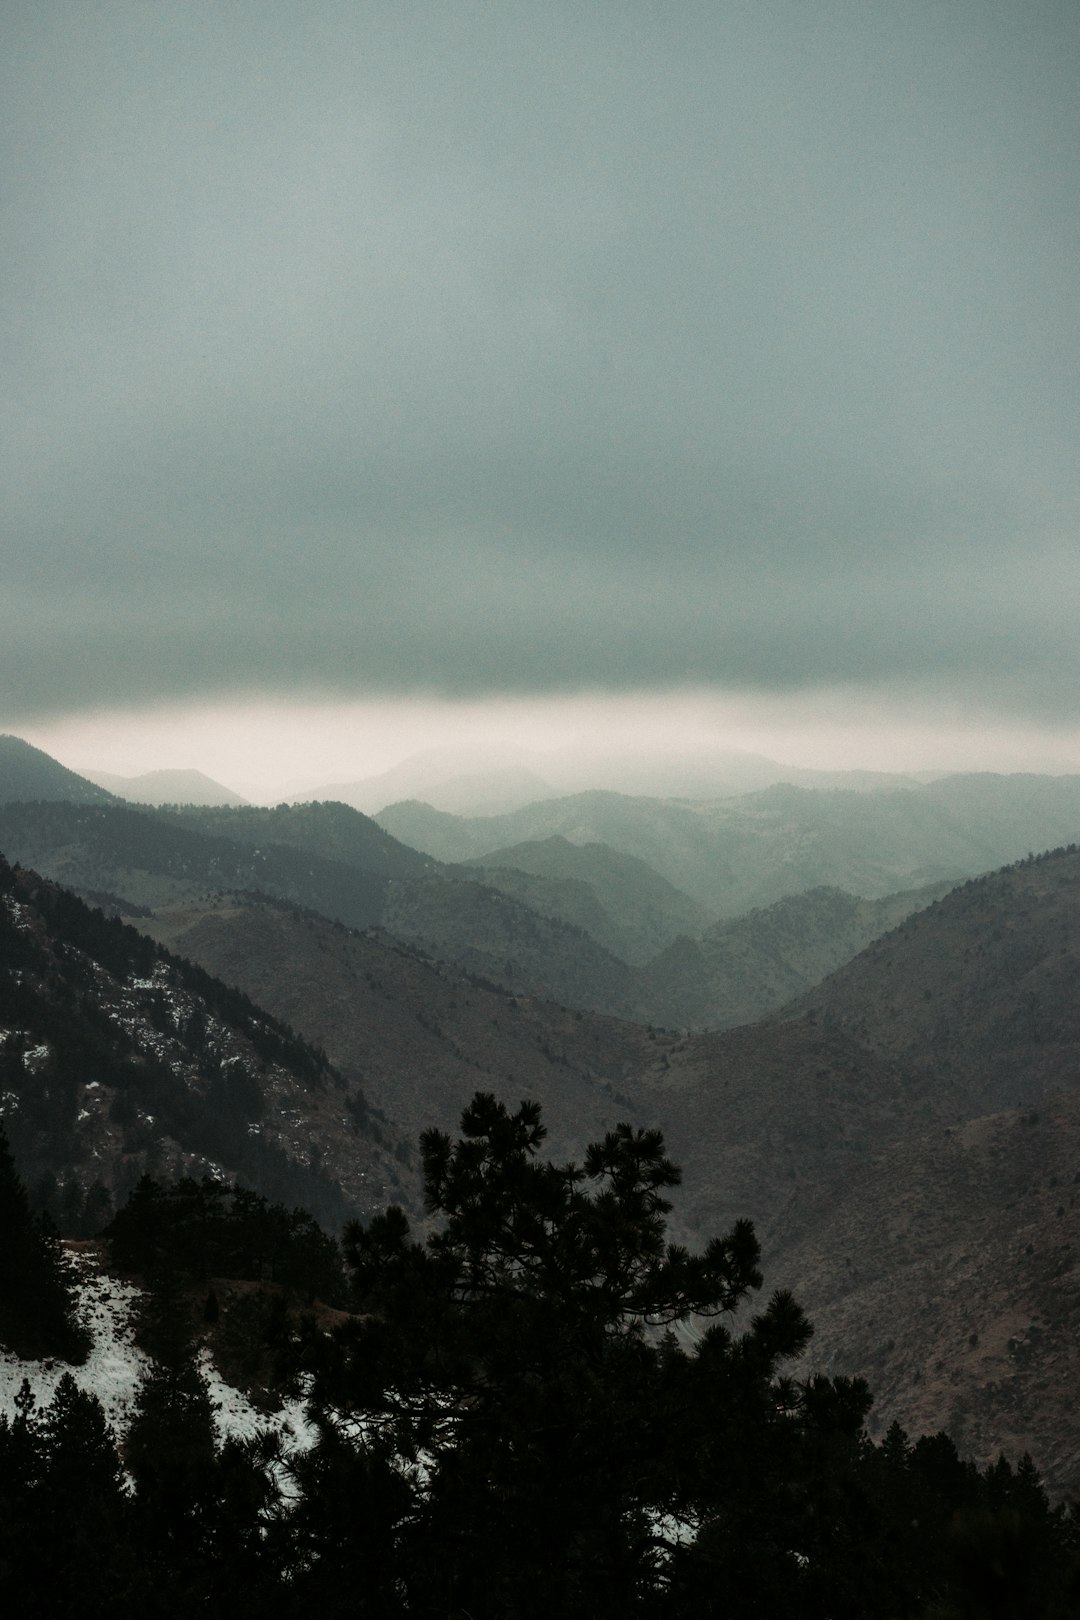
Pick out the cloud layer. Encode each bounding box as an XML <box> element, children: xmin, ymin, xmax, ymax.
<box><xmin>5</xmin><ymin>1</ymin><xmax>1079</xmax><ymax>723</ymax></box>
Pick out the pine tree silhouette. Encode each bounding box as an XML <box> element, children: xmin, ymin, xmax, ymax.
<box><xmin>0</xmin><ymin>1124</ymin><xmax>88</xmax><ymax>1362</ymax></box>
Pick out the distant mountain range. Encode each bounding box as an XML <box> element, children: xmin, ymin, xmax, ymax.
<box><xmin>80</xmin><ymin>767</ymin><xmax>248</xmax><ymax>806</ymax></box>
<box><xmin>8</xmin><ymin>737</ymin><xmax>1080</xmax><ymax>1034</ymax></box>
<box><xmin>464</xmin><ymin>833</ymin><xmax>710</xmax><ymax>966</ymax></box>
<box><xmin>4</xmin><ymin>732</ymin><xmax>1080</xmax><ymax>1491</ymax></box>
<box><xmin>292</xmin><ymin>741</ymin><xmax>926</xmax><ymax>814</ymax></box>
<box><xmin>378</xmin><ymin>773</ymin><xmax>1080</xmax><ymax>916</ymax></box>
<box><xmin>294</xmin><ymin>748</ymin><xmax>556</xmax><ymax>816</ymax></box>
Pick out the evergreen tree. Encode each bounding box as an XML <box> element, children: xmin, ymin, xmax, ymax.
<box><xmin>125</xmin><ymin>1268</ymin><xmax>221</xmax><ymax>1610</ymax></box>
<box><xmin>0</xmin><ymin>1381</ymin><xmax>44</xmax><ymax>1615</ymax></box>
<box><xmin>0</xmin><ymin>1375</ymin><xmax>141</xmax><ymax>1619</ymax></box>
<box><xmin>0</xmin><ymin>1124</ymin><xmax>89</xmax><ymax>1361</ymax></box>
<box><xmin>299</xmin><ymin>1093</ymin><xmax>836</xmax><ymax>1618</ymax></box>
<box><xmin>34</xmin><ymin>1375</ymin><xmax>138</xmax><ymax>1617</ymax></box>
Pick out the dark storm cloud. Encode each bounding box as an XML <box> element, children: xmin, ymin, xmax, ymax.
<box><xmin>4</xmin><ymin>1</ymin><xmax>1080</xmax><ymax>720</ymax></box>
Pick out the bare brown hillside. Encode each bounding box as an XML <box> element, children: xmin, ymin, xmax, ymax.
<box><xmin>785</xmin><ymin>846</ymin><xmax>1080</xmax><ymax>1114</ymax></box>
<box><xmin>144</xmin><ymin>896</ymin><xmax>657</xmax><ymax>1168</ymax></box>
<box><xmin>762</xmin><ymin>1089</ymin><xmax>1080</xmax><ymax>1496</ymax></box>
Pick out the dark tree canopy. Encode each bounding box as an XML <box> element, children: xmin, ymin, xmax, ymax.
<box><xmin>296</xmin><ymin>1094</ymin><xmax>848</xmax><ymax>1616</ymax></box>
<box><xmin>0</xmin><ymin>1123</ymin><xmax>88</xmax><ymax>1363</ymax></box>
<box><xmin>2</xmin><ymin>1093</ymin><xmax>1078</xmax><ymax>1618</ymax></box>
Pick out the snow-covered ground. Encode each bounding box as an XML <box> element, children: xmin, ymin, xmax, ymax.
<box><xmin>0</xmin><ymin>1248</ymin><xmax>148</xmax><ymax>1430</ymax></box>
<box><xmin>0</xmin><ymin>1246</ymin><xmax>317</xmax><ymax>1456</ymax></box>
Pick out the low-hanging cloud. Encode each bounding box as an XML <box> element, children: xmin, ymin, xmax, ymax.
<box><xmin>4</xmin><ymin>0</ymin><xmax>1079</xmax><ymax>726</ymax></box>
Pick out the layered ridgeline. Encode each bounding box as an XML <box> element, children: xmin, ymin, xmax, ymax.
<box><xmin>128</xmin><ymin>803</ymin><xmax>704</xmax><ymax>995</ymax></box>
<box><xmin>80</xmin><ymin>767</ymin><xmax>249</xmax><ymax>806</ymax></box>
<box><xmin>0</xmin><ymin>790</ymin><xmax>951</xmax><ymax>1028</ymax></box>
<box><xmin>14</xmin><ymin>736</ymin><xmax>1080</xmax><ymax>1031</ymax></box>
<box><xmin>143</xmin><ymin>891</ymin><xmax>657</xmax><ymax>1171</ymax></box>
<box><xmin>0</xmin><ymin>856</ymin><xmax>409</xmax><ymax>1227</ymax></box>
<box><xmin>137</xmin><ymin>849</ymin><xmax>1080</xmax><ymax>1494</ymax></box>
<box><xmin>0</xmin><ymin>797</ymin><xmax>645</xmax><ymax>1018</ymax></box>
<box><xmin>6</xmin><ymin>738</ymin><xmax>1080</xmax><ymax>1492</ymax></box>
<box><xmin>377</xmin><ymin>773</ymin><xmax>1080</xmax><ymax>916</ymax></box>
<box><xmin>5</xmin><ymin>810</ymin><xmax>1080</xmax><ymax>1487</ymax></box>
<box><xmin>462</xmin><ymin>833</ymin><xmax>711</xmax><ymax>965</ymax></box>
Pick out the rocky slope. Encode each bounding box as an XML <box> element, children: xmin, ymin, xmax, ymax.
<box><xmin>0</xmin><ymin>857</ymin><xmax>409</xmax><ymax>1226</ymax></box>
<box><xmin>760</xmin><ymin>1088</ymin><xmax>1080</xmax><ymax>1495</ymax></box>
<box><xmin>142</xmin><ymin>894</ymin><xmax>655</xmax><ymax>1166</ymax></box>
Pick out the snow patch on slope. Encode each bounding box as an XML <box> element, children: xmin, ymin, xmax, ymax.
<box><xmin>0</xmin><ymin>1246</ymin><xmax>317</xmax><ymax>1456</ymax></box>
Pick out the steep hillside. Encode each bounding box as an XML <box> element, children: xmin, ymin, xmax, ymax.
<box><xmin>0</xmin><ymin>857</ymin><xmax>409</xmax><ymax>1225</ymax></box>
<box><xmin>141</xmin><ymin>890</ymin><xmax>925</xmax><ymax>1236</ymax></box>
<box><xmin>0</xmin><ymin>735</ymin><xmax>117</xmax><ymax>805</ymax></box>
<box><xmin>762</xmin><ymin>1088</ymin><xmax>1080</xmax><ymax>1496</ymax></box>
<box><xmin>630</xmin><ymin>1020</ymin><xmax>930</xmax><ymax>1238</ymax></box>
<box><xmin>379</xmin><ymin>876</ymin><xmax>639</xmax><ymax>1014</ymax></box>
<box><xmin>465</xmin><ymin>834</ymin><xmax>709</xmax><ymax>964</ymax></box>
<box><xmin>0</xmin><ymin>800</ymin><xmax>390</xmax><ymax>926</ymax></box>
<box><xmin>628</xmin><ymin>1040</ymin><xmax>1080</xmax><ymax>1495</ymax></box>
<box><xmin>785</xmin><ymin>845</ymin><xmax>1080</xmax><ymax>1114</ymax></box>
<box><xmin>724</xmin><ymin>843</ymin><xmax>1080</xmax><ymax>1494</ymax></box>
<box><xmin>142</xmin><ymin>894</ymin><xmax>654</xmax><ymax>1165</ymax></box>
<box><xmin>635</xmin><ymin>880</ymin><xmax>954</xmax><ymax>1029</ymax></box>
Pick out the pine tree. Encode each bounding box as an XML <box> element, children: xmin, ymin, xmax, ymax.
<box><xmin>301</xmin><ymin>1093</ymin><xmax>828</xmax><ymax>1619</ymax></box>
<box><xmin>0</xmin><ymin>1124</ymin><xmax>89</xmax><ymax>1362</ymax></box>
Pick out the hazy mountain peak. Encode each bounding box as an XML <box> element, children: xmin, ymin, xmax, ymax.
<box><xmin>80</xmin><ymin>767</ymin><xmax>248</xmax><ymax>806</ymax></box>
<box><xmin>291</xmin><ymin>743</ymin><xmax>554</xmax><ymax>816</ymax></box>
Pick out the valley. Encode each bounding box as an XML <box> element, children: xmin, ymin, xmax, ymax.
<box><xmin>3</xmin><ymin>733</ymin><xmax>1080</xmax><ymax>1502</ymax></box>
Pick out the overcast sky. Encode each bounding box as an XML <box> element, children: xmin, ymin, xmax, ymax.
<box><xmin>5</xmin><ymin>1</ymin><xmax>1080</xmax><ymax>788</ymax></box>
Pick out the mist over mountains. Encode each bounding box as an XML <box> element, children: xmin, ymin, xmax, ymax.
<box><xmin>8</xmin><ymin>3</ymin><xmax>1080</xmax><ymax>1601</ymax></box>
<box><xmin>4</xmin><ymin>732</ymin><xmax>1080</xmax><ymax>1503</ymax></box>
<box><xmin>292</xmin><ymin>742</ymin><xmax>926</xmax><ymax>818</ymax></box>
<box><xmin>81</xmin><ymin>767</ymin><xmax>249</xmax><ymax>807</ymax></box>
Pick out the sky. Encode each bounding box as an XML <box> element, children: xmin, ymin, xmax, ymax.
<box><xmin>5</xmin><ymin>1</ymin><xmax>1080</xmax><ymax>796</ymax></box>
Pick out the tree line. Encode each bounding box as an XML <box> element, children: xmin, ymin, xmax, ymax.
<box><xmin>1</xmin><ymin>1099</ymin><xmax>1078</xmax><ymax>1618</ymax></box>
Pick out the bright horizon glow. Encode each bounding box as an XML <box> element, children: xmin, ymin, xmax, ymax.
<box><xmin>13</xmin><ymin>688</ymin><xmax>1080</xmax><ymax>804</ymax></box>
